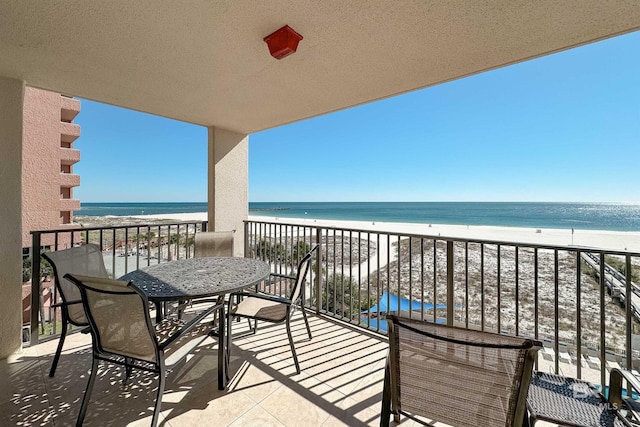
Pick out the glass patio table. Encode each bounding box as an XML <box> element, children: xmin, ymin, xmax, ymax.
<box><xmin>120</xmin><ymin>257</ymin><xmax>271</xmax><ymax>390</ymax></box>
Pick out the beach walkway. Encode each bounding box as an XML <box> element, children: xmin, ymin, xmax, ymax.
<box><xmin>582</xmin><ymin>252</ymin><xmax>640</xmax><ymax>322</ymax></box>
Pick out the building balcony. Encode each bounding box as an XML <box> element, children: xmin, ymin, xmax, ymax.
<box><xmin>58</xmin><ymin>173</ymin><xmax>80</xmax><ymax>188</ymax></box>
<box><xmin>60</xmin><ymin>96</ymin><xmax>80</xmax><ymax>122</ymax></box>
<box><xmin>17</xmin><ymin>218</ymin><xmax>640</xmax><ymax>425</ymax></box>
<box><xmin>3</xmin><ymin>312</ymin><xmax>390</xmax><ymax>426</ymax></box>
<box><xmin>58</xmin><ymin>198</ymin><xmax>80</xmax><ymax>213</ymax></box>
<box><xmin>59</xmin><ymin>147</ymin><xmax>80</xmax><ymax>166</ymax></box>
<box><xmin>60</xmin><ymin>122</ymin><xmax>80</xmax><ymax>144</ymax></box>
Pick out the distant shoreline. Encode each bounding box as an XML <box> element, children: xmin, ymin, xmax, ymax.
<box><xmin>76</xmin><ymin>201</ymin><xmax>640</xmax><ymax>232</ymax></box>
<box><xmin>74</xmin><ymin>212</ymin><xmax>640</xmax><ymax>252</ymax></box>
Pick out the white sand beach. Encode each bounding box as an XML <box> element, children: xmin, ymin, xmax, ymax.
<box><xmin>129</xmin><ymin>212</ymin><xmax>640</xmax><ymax>252</ymax></box>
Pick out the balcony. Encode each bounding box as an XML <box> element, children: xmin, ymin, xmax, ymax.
<box><xmin>60</xmin><ymin>96</ymin><xmax>80</xmax><ymax>123</ymax></box>
<box><xmin>17</xmin><ymin>219</ymin><xmax>640</xmax><ymax>425</ymax></box>
<box><xmin>59</xmin><ymin>147</ymin><xmax>80</xmax><ymax>166</ymax></box>
<box><xmin>58</xmin><ymin>198</ymin><xmax>80</xmax><ymax>214</ymax></box>
<box><xmin>58</xmin><ymin>173</ymin><xmax>80</xmax><ymax>188</ymax></box>
<box><xmin>60</xmin><ymin>122</ymin><xmax>80</xmax><ymax>144</ymax></box>
<box><xmin>3</xmin><ymin>312</ymin><xmax>389</xmax><ymax>426</ymax></box>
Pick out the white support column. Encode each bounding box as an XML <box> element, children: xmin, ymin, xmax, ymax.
<box><xmin>207</xmin><ymin>127</ymin><xmax>248</xmax><ymax>257</ymax></box>
<box><xmin>0</xmin><ymin>77</ymin><xmax>25</xmax><ymax>359</ymax></box>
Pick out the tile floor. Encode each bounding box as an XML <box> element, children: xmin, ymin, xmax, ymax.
<box><xmin>1</xmin><ymin>313</ymin><xmax>394</xmax><ymax>426</ymax></box>
<box><xmin>1</xmin><ymin>312</ymin><xmax>565</xmax><ymax>427</ymax></box>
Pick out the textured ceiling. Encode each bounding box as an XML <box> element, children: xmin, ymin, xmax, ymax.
<box><xmin>1</xmin><ymin>1</ymin><xmax>638</xmax><ymax>133</ymax></box>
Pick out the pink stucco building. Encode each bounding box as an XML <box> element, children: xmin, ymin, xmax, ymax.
<box><xmin>21</xmin><ymin>87</ymin><xmax>81</xmax><ymax>250</ymax></box>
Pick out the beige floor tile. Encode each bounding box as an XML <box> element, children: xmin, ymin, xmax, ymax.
<box><xmin>67</xmin><ymin>385</ymin><xmax>168</xmax><ymax>427</ymax></box>
<box><xmin>0</xmin><ymin>397</ymin><xmax>55</xmax><ymax>427</ymax></box>
<box><xmin>0</xmin><ymin>355</ymin><xmax>49</xmax><ymax>405</ymax></box>
<box><xmin>259</xmin><ymin>374</ymin><xmax>345</xmax><ymax>426</ymax></box>
<box><xmin>228</xmin><ymin>361</ymin><xmax>283</xmax><ymax>403</ymax></box>
<box><xmin>228</xmin><ymin>405</ymin><xmax>285</xmax><ymax>427</ymax></box>
<box><xmin>33</xmin><ymin>330</ymin><xmax>91</xmax><ymax>358</ymax></box>
<box><xmin>3</xmin><ymin>313</ymin><xmax>405</xmax><ymax>427</ymax></box>
<box><xmin>161</xmin><ymin>381</ymin><xmax>256</xmax><ymax>426</ymax></box>
<box><xmin>322</xmin><ymin>395</ymin><xmax>382</xmax><ymax>427</ymax></box>
<box><xmin>338</xmin><ymin>364</ymin><xmax>385</xmax><ymax>415</ymax></box>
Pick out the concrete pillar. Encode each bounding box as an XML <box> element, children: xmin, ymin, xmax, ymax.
<box><xmin>207</xmin><ymin>127</ymin><xmax>248</xmax><ymax>257</ymax></box>
<box><xmin>0</xmin><ymin>77</ymin><xmax>25</xmax><ymax>359</ymax></box>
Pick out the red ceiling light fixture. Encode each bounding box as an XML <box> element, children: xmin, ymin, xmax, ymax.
<box><xmin>263</xmin><ymin>25</ymin><xmax>303</xmax><ymax>60</ymax></box>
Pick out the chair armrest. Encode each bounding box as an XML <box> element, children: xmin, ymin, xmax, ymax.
<box><xmin>158</xmin><ymin>301</ymin><xmax>223</xmax><ymax>350</ymax></box>
<box><xmin>269</xmin><ymin>273</ymin><xmax>296</xmax><ymax>281</ymax></box>
<box><xmin>51</xmin><ymin>299</ymin><xmax>82</xmax><ymax>308</ymax></box>
<box><xmin>232</xmin><ymin>291</ymin><xmax>292</xmax><ymax>305</ymax></box>
<box><xmin>609</xmin><ymin>368</ymin><xmax>640</xmax><ymax>423</ymax></box>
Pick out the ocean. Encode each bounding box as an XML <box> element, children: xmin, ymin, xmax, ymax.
<box><xmin>76</xmin><ymin>202</ymin><xmax>640</xmax><ymax>232</ymax></box>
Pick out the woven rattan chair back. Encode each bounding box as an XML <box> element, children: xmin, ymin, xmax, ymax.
<box><xmin>72</xmin><ymin>275</ymin><xmax>158</xmax><ymax>363</ymax></box>
<box><xmin>382</xmin><ymin>315</ymin><xmax>541</xmax><ymax>427</ymax></box>
<box><xmin>194</xmin><ymin>231</ymin><xmax>234</xmax><ymax>258</ymax></box>
<box><xmin>43</xmin><ymin>244</ymin><xmax>109</xmax><ymax>325</ymax></box>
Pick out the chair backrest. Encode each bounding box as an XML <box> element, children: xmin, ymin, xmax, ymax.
<box><xmin>289</xmin><ymin>244</ymin><xmax>319</xmax><ymax>303</ymax></box>
<box><xmin>42</xmin><ymin>244</ymin><xmax>109</xmax><ymax>325</ymax></box>
<box><xmin>194</xmin><ymin>231</ymin><xmax>234</xmax><ymax>258</ymax></box>
<box><xmin>386</xmin><ymin>315</ymin><xmax>541</xmax><ymax>427</ymax></box>
<box><xmin>65</xmin><ymin>274</ymin><xmax>158</xmax><ymax>364</ymax></box>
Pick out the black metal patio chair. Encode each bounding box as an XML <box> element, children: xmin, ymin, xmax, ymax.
<box><xmin>381</xmin><ymin>315</ymin><xmax>542</xmax><ymax>427</ymax></box>
<box><xmin>66</xmin><ymin>273</ymin><xmax>221</xmax><ymax>427</ymax></box>
<box><xmin>227</xmin><ymin>244</ymin><xmax>318</xmax><ymax>374</ymax></box>
<box><xmin>42</xmin><ymin>244</ymin><xmax>109</xmax><ymax>377</ymax></box>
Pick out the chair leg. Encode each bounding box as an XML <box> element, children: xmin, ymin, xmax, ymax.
<box><xmin>301</xmin><ymin>306</ymin><xmax>312</xmax><ymax>340</ymax></box>
<box><xmin>49</xmin><ymin>319</ymin><xmax>68</xmax><ymax>377</ymax></box>
<box><xmin>151</xmin><ymin>358</ymin><xmax>165</xmax><ymax>427</ymax></box>
<box><xmin>76</xmin><ymin>355</ymin><xmax>99</xmax><ymax>427</ymax></box>
<box><xmin>381</xmin><ymin>362</ymin><xmax>391</xmax><ymax>427</ymax></box>
<box><xmin>285</xmin><ymin>316</ymin><xmax>301</xmax><ymax>374</ymax></box>
<box><xmin>218</xmin><ymin>304</ymin><xmax>227</xmax><ymax>389</ymax></box>
<box><xmin>124</xmin><ymin>357</ymin><xmax>133</xmax><ymax>382</ymax></box>
<box><xmin>226</xmin><ymin>308</ymin><xmax>232</xmax><ymax>376</ymax></box>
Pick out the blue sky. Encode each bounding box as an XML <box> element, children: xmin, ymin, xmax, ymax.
<box><xmin>75</xmin><ymin>30</ymin><xmax>639</xmax><ymax>203</ymax></box>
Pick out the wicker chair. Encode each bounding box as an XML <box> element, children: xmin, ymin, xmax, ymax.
<box><xmin>42</xmin><ymin>244</ymin><xmax>109</xmax><ymax>377</ymax></box>
<box><xmin>227</xmin><ymin>244</ymin><xmax>318</xmax><ymax>374</ymax></box>
<box><xmin>66</xmin><ymin>273</ymin><xmax>220</xmax><ymax>427</ymax></box>
<box><xmin>381</xmin><ymin>315</ymin><xmax>542</xmax><ymax>427</ymax></box>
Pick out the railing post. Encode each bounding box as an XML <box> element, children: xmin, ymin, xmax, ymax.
<box><xmin>446</xmin><ymin>240</ymin><xmax>454</xmax><ymax>326</ymax></box>
<box><xmin>30</xmin><ymin>232</ymin><xmax>42</xmax><ymax>346</ymax></box>
<box><xmin>315</xmin><ymin>227</ymin><xmax>322</xmax><ymax>315</ymax></box>
<box><xmin>243</xmin><ymin>221</ymin><xmax>249</xmax><ymax>258</ymax></box>
<box><xmin>444</xmin><ymin>240</ymin><xmax>455</xmax><ymax>326</ymax></box>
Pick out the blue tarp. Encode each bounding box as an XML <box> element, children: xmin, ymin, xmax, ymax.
<box><xmin>361</xmin><ymin>292</ymin><xmax>447</xmax><ymax>332</ymax></box>
<box><xmin>362</xmin><ymin>291</ymin><xmax>447</xmax><ymax>314</ymax></box>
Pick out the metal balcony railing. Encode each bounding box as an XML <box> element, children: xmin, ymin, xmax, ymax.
<box><xmin>24</xmin><ymin>218</ymin><xmax>640</xmax><ymax>390</ymax></box>
<box><xmin>244</xmin><ymin>219</ymin><xmax>640</xmax><ymax>388</ymax></box>
<box><xmin>27</xmin><ymin>220</ymin><xmax>208</xmax><ymax>346</ymax></box>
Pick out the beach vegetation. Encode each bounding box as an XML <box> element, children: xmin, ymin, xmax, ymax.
<box><xmin>137</xmin><ymin>231</ymin><xmax>156</xmax><ymax>244</ymax></box>
<box><xmin>604</xmin><ymin>255</ymin><xmax>640</xmax><ymax>284</ymax></box>
<box><xmin>322</xmin><ymin>273</ymin><xmax>375</xmax><ymax>319</ymax></box>
<box><xmin>253</xmin><ymin>239</ymin><xmax>315</xmax><ymax>275</ymax></box>
<box><xmin>22</xmin><ymin>251</ymin><xmax>52</xmax><ymax>283</ymax></box>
